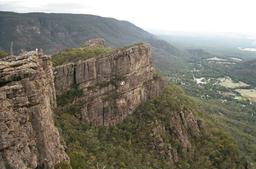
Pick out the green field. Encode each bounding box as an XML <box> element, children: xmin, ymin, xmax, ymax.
<box><xmin>218</xmin><ymin>77</ymin><xmax>249</xmax><ymax>89</ymax></box>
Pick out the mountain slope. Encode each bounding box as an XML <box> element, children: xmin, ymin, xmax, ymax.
<box><xmin>51</xmin><ymin>42</ymin><xmax>249</xmax><ymax>169</ymax></box>
<box><xmin>0</xmin><ymin>11</ymin><xmax>154</xmax><ymax>51</ymax></box>
<box><xmin>0</xmin><ymin>11</ymin><xmax>187</xmax><ymax>72</ymax></box>
<box><xmin>1</xmin><ymin>11</ymin><xmax>252</xmax><ymax>169</ymax></box>
<box><xmin>55</xmin><ymin>84</ymin><xmax>249</xmax><ymax>169</ymax></box>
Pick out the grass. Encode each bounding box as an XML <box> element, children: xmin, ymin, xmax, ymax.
<box><xmin>218</xmin><ymin>77</ymin><xmax>249</xmax><ymax>89</ymax></box>
<box><xmin>0</xmin><ymin>50</ymin><xmax>8</xmax><ymax>58</ymax></box>
<box><xmin>52</xmin><ymin>47</ymin><xmax>113</xmax><ymax>66</ymax></box>
<box><xmin>235</xmin><ymin>89</ymin><xmax>256</xmax><ymax>102</ymax></box>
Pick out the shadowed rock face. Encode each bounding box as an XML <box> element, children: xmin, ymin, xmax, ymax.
<box><xmin>0</xmin><ymin>52</ymin><xmax>69</xmax><ymax>169</ymax></box>
<box><xmin>54</xmin><ymin>43</ymin><xmax>165</xmax><ymax>126</ymax></box>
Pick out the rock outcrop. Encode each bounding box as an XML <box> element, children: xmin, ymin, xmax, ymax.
<box><xmin>81</xmin><ymin>38</ymin><xmax>105</xmax><ymax>48</ymax></box>
<box><xmin>149</xmin><ymin>110</ymin><xmax>202</xmax><ymax>164</ymax></box>
<box><xmin>55</xmin><ymin>43</ymin><xmax>164</xmax><ymax>126</ymax></box>
<box><xmin>0</xmin><ymin>52</ymin><xmax>69</xmax><ymax>169</ymax></box>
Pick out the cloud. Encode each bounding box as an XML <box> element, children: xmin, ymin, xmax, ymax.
<box><xmin>38</xmin><ymin>2</ymin><xmax>91</xmax><ymax>13</ymax></box>
<box><xmin>0</xmin><ymin>0</ymin><xmax>91</xmax><ymax>13</ymax></box>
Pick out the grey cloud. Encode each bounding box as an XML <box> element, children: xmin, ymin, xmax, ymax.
<box><xmin>0</xmin><ymin>1</ymin><xmax>91</xmax><ymax>13</ymax></box>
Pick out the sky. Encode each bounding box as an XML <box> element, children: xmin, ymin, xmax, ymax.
<box><xmin>1</xmin><ymin>0</ymin><xmax>256</xmax><ymax>35</ymax></box>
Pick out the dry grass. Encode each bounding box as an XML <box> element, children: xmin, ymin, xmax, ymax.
<box><xmin>235</xmin><ymin>89</ymin><xmax>256</xmax><ymax>102</ymax></box>
<box><xmin>218</xmin><ymin>77</ymin><xmax>249</xmax><ymax>89</ymax></box>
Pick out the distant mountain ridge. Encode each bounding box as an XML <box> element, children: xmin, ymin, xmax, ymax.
<box><xmin>0</xmin><ymin>11</ymin><xmax>187</xmax><ymax>72</ymax></box>
<box><xmin>0</xmin><ymin>11</ymin><xmax>152</xmax><ymax>52</ymax></box>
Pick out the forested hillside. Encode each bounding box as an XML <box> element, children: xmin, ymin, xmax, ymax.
<box><xmin>0</xmin><ymin>11</ymin><xmax>187</xmax><ymax>72</ymax></box>
<box><xmin>230</xmin><ymin>59</ymin><xmax>256</xmax><ymax>86</ymax></box>
<box><xmin>55</xmin><ymin>84</ymin><xmax>249</xmax><ymax>169</ymax></box>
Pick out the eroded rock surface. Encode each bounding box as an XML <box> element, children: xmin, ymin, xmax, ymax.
<box><xmin>0</xmin><ymin>52</ymin><xmax>69</xmax><ymax>169</ymax></box>
<box><xmin>149</xmin><ymin>110</ymin><xmax>202</xmax><ymax>164</ymax></box>
<box><xmin>55</xmin><ymin>43</ymin><xmax>165</xmax><ymax>126</ymax></box>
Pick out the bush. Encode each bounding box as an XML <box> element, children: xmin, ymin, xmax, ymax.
<box><xmin>57</xmin><ymin>85</ymin><xmax>83</xmax><ymax>106</ymax></box>
<box><xmin>0</xmin><ymin>50</ymin><xmax>8</xmax><ymax>58</ymax></box>
<box><xmin>54</xmin><ymin>84</ymin><xmax>247</xmax><ymax>169</ymax></box>
<box><xmin>54</xmin><ymin>161</ymin><xmax>72</xmax><ymax>169</ymax></box>
<box><xmin>52</xmin><ymin>47</ymin><xmax>113</xmax><ymax>66</ymax></box>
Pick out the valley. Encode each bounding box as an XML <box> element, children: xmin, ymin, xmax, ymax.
<box><xmin>163</xmin><ymin>44</ymin><xmax>256</xmax><ymax>167</ymax></box>
<box><xmin>0</xmin><ymin>11</ymin><xmax>255</xmax><ymax>169</ymax></box>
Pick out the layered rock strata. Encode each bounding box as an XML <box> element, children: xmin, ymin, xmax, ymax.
<box><xmin>54</xmin><ymin>43</ymin><xmax>164</xmax><ymax>126</ymax></box>
<box><xmin>0</xmin><ymin>52</ymin><xmax>69</xmax><ymax>169</ymax></box>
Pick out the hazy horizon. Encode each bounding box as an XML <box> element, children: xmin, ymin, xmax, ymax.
<box><xmin>1</xmin><ymin>0</ymin><xmax>256</xmax><ymax>35</ymax></box>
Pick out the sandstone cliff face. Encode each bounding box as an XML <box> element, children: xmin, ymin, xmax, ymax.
<box><xmin>55</xmin><ymin>43</ymin><xmax>164</xmax><ymax>126</ymax></box>
<box><xmin>0</xmin><ymin>52</ymin><xmax>69</xmax><ymax>169</ymax></box>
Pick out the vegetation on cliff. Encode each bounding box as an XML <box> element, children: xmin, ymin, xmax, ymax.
<box><xmin>52</xmin><ymin>47</ymin><xmax>113</xmax><ymax>66</ymax></box>
<box><xmin>0</xmin><ymin>50</ymin><xmax>8</xmax><ymax>58</ymax></box>
<box><xmin>55</xmin><ymin>84</ymin><xmax>248</xmax><ymax>169</ymax></box>
<box><xmin>1</xmin><ymin>11</ymin><xmax>254</xmax><ymax>169</ymax></box>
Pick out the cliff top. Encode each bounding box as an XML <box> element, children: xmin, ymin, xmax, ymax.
<box><xmin>52</xmin><ymin>46</ymin><xmax>113</xmax><ymax>66</ymax></box>
<box><xmin>52</xmin><ymin>39</ymin><xmax>149</xmax><ymax>66</ymax></box>
<box><xmin>0</xmin><ymin>51</ymin><xmax>50</xmax><ymax>86</ymax></box>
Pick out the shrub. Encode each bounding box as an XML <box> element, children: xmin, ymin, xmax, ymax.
<box><xmin>0</xmin><ymin>50</ymin><xmax>8</xmax><ymax>58</ymax></box>
<box><xmin>52</xmin><ymin>47</ymin><xmax>113</xmax><ymax>66</ymax></box>
<box><xmin>54</xmin><ymin>161</ymin><xmax>72</xmax><ymax>169</ymax></box>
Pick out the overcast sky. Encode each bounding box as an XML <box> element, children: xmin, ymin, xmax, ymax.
<box><xmin>1</xmin><ymin>0</ymin><xmax>256</xmax><ymax>35</ymax></box>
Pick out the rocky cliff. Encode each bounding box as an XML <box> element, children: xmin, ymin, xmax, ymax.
<box><xmin>0</xmin><ymin>52</ymin><xmax>69</xmax><ymax>169</ymax></box>
<box><xmin>0</xmin><ymin>40</ymin><xmax>249</xmax><ymax>169</ymax></box>
<box><xmin>55</xmin><ymin>83</ymin><xmax>249</xmax><ymax>169</ymax></box>
<box><xmin>149</xmin><ymin>109</ymin><xmax>202</xmax><ymax>165</ymax></box>
<box><xmin>54</xmin><ymin>42</ymin><xmax>164</xmax><ymax>126</ymax></box>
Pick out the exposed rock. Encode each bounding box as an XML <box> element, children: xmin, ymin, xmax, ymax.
<box><xmin>81</xmin><ymin>38</ymin><xmax>105</xmax><ymax>48</ymax></box>
<box><xmin>0</xmin><ymin>52</ymin><xmax>69</xmax><ymax>169</ymax></box>
<box><xmin>149</xmin><ymin>109</ymin><xmax>202</xmax><ymax>164</ymax></box>
<box><xmin>54</xmin><ymin>63</ymin><xmax>75</xmax><ymax>94</ymax></box>
<box><xmin>54</xmin><ymin>43</ymin><xmax>165</xmax><ymax>125</ymax></box>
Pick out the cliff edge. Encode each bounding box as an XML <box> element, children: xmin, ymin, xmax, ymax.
<box><xmin>0</xmin><ymin>52</ymin><xmax>69</xmax><ymax>169</ymax></box>
<box><xmin>54</xmin><ymin>42</ymin><xmax>164</xmax><ymax>126</ymax></box>
<box><xmin>0</xmin><ymin>39</ymin><xmax>249</xmax><ymax>169</ymax></box>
